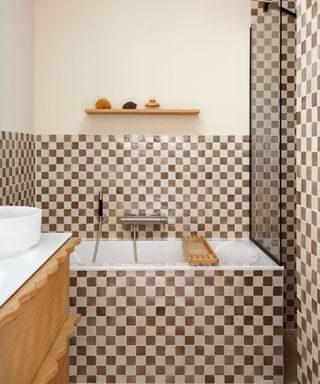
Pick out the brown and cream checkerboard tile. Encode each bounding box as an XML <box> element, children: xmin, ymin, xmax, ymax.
<box><xmin>0</xmin><ymin>130</ymin><xmax>35</xmax><ymax>206</ymax></box>
<box><xmin>296</xmin><ymin>0</ymin><xmax>320</xmax><ymax>383</ymax></box>
<box><xmin>251</xmin><ymin>0</ymin><xmax>297</xmax><ymax>329</ymax></box>
<box><xmin>35</xmin><ymin>135</ymin><xmax>250</xmax><ymax>240</ymax></box>
<box><xmin>70</xmin><ymin>269</ymin><xmax>283</xmax><ymax>384</ymax></box>
<box><xmin>281</xmin><ymin>0</ymin><xmax>297</xmax><ymax>331</ymax></box>
<box><xmin>251</xmin><ymin>0</ymin><xmax>267</xmax><ymax>24</ymax></box>
<box><xmin>296</xmin><ymin>207</ymin><xmax>320</xmax><ymax>384</ymax></box>
<box><xmin>251</xmin><ymin>1</ymin><xmax>296</xmax><ymax>24</ymax></box>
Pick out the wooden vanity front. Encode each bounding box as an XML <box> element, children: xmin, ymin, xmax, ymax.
<box><xmin>0</xmin><ymin>237</ymin><xmax>80</xmax><ymax>384</ymax></box>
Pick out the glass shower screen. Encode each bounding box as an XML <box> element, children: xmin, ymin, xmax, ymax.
<box><xmin>250</xmin><ymin>2</ymin><xmax>282</xmax><ymax>264</ymax></box>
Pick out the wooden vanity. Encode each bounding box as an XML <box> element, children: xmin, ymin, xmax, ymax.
<box><xmin>0</xmin><ymin>237</ymin><xmax>80</xmax><ymax>384</ymax></box>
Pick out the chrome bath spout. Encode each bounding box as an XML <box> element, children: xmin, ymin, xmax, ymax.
<box><xmin>120</xmin><ymin>215</ymin><xmax>168</xmax><ymax>226</ymax></box>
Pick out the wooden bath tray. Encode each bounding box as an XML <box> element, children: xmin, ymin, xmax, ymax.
<box><xmin>182</xmin><ymin>236</ymin><xmax>219</xmax><ymax>266</ymax></box>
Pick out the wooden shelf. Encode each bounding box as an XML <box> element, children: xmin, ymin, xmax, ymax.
<box><xmin>85</xmin><ymin>108</ymin><xmax>200</xmax><ymax>115</ymax></box>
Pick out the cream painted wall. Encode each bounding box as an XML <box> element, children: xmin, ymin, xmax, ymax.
<box><xmin>0</xmin><ymin>0</ymin><xmax>35</xmax><ymax>134</ymax></box>
<box><xmin>35</xmin><ymin>0</ymin><xmax>251</xmax><ymax>135</ymax></box>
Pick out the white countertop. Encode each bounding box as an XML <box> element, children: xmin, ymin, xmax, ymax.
<box><xmin>0</xmin><ymin>233</ymin><xmax>72</xmax><ymax>308</ymax></box>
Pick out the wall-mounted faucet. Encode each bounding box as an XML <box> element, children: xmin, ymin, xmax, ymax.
<box><xmin>120</xmin><ymin>215</ymin><xmax>168</xmax><ymax>225</ymax></box>
<box><xmin>120</xmin><ymin>214</ymin><xmax>168</xmax><ymax>263</ymax></box>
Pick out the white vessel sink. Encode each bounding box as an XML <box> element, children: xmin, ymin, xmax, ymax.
<box><xmin>0</xmin><ymin>206</ymin><xmax>42</xmax><ymax>258</ymax></box>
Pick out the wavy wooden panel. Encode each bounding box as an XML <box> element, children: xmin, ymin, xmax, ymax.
<box><xmin>0</xmin><ymin>237</ymin><xmax>80</xmax><ymax>384</ymax></box>
<box><xmin>32</xmin><ymin>314</ymin><xmax>80</xmax><ymax>384</ymax></box>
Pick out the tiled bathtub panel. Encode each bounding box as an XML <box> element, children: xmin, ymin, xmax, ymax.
<box><xmin>0</xmin><ymin>131</ymin><xmax>35</xmax><ymax>206</ymax></box>
<box><xmin>36</xmin><ymin>135</ymin><xmax>250</xmax><ymax>240</ymax></box>
<box><xmin>69</xmin><ymin>269</ymin><xmax>284</xmax><ymax>384</ymax></box>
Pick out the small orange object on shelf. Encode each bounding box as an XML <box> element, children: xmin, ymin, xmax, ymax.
<box><xmin>182</xmin><ymin>236</ymin><xmax>219</xmax><ymax>266</ymax></box>
<box><xmin>145</xmin><ymin>98</ymin><xmax>160</xmax><ymax>108</ymax></box>
<box><xmin>95</xmin><ymin>98</ymin><xmax>112</xmax><ymax>109</ymax></box>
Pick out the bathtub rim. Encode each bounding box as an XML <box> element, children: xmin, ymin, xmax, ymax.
<box><xmin>70</xmin><ymin>238</ymin><xmax>284</xmax><ymax>271</ymax></box>
<box><xmin>70</xmin><ymin>264</ymin><xmax>284</xmax><ymax>271</ymax></box>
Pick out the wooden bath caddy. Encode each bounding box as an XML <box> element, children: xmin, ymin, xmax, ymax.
<box><xmin>182</xmin><ymin>236</ymin><xmax>219</xmax><ymax>266</ymax></box>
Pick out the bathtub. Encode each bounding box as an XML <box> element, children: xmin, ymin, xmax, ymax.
<box><xmin>70</xmin><ymin>238</ymin><xmax>281</xmax><ymax>270</ymax></box>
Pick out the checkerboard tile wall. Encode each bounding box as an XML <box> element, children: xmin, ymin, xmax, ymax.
<box><xmin>70</xmin><ymin>269</ymin><xmax>284</xmax><ymax>384</ymax></box>
<box><xmin>281</xmin><ymin>0</ymin><xmax>297</xmax><ymax>330</ymax></box>
<box><xmin>251</xmin><ymin>0</ymin><xmax>297</xmax><ymax>329</ymax></box>
<box><xmin>251</xmin><ymin>1</ymin><xmax>296</xmax><ymax>24</ymax></box>
<box><xmin>296</xmin><ymin>0</ymin><xmax>320</xmax><ymax>383</ymax></box>
<box><xmin>0</xmin><ymin>131</ymin><xmax>35</xmax><ymax>206</ymax></box>
<box><xmin>251</xmin><ymin>0</ymin><xmax>267</xmax><ymax>24</ymax></box>
<box><xmin>35</xmin><ymin>135</ymin><xmax>250</xmax><ymax>240</ymax></box>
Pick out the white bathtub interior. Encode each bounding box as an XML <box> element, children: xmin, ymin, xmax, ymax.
<box><xmin>70</xmin><ymin>239</ymin><xmax>281</xmax><ymax>270</ymax></box>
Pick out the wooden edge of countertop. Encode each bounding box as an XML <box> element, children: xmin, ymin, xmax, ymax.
<box><xmin>0</xmin><ymin>237</ymin><xmax>81</xmax><ymax>328</ymax></box>
<box><xmin>32</xmin><ymin>314</ymin><xmax>81</xmax><ymax>384</ymax></box>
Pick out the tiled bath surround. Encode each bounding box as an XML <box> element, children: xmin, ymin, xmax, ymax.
<box><xmin>36</xmin><ymin>135</ymin><xmax>250</xmax><ymax>240</ymax></box>
<box><xmin>1</xmin><ymin>128</ymin><xmax>297</xmax><ymax>339</ymax></box>
<box><xmin>296</xmin><ymin>0</ymin><xmax>320</xmax><ymax>383</ymax></box>
<box><xmin>0</xmin><ymin>131</ymin><xmax>35</xmax><ymax>206</ymax></box>
<box><xmin>70</xmin><ymin>269</ymin><xmax>284</xmax><ymax>384</ymax></box>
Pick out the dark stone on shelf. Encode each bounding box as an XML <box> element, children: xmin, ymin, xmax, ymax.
<box><xmin>122</xmin><ymin>101</ymin><xmax>137</xmax><ymax>109</ymax></box>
